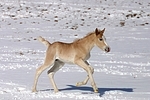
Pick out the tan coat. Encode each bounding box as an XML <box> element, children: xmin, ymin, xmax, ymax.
<box><xmin>32</xmin><ymin>28</ymin><xmax>110</xmax><ymax>93</ymax></box>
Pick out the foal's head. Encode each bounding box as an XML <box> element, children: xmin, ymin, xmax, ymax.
<box><xmin>94</xmin><ymin>28</ymin><xmax>110</xmax><ymax>52</ymax></box>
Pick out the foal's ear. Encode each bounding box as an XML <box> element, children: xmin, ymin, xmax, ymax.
<box><xmin>102</xmin><ymin>28</ymin><xmax>105</xmax><ymax>33</ymax></box>
<box><xmin>101</xmin><ymin>28</ymin><xmax>105</xmax><ymax>35</ymax></box>
<box><xmin>95</xmin><ymin>28</ymin><xmax>99</xmax><ymax>35</ymax></box>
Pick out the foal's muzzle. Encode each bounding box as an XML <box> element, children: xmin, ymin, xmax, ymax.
<box><xmin>105</xmin><ymin>46</ymin><xmax>110</xmax><ymax>52</ymax></box>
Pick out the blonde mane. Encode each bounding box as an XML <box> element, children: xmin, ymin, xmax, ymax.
<box><xmin>73</xmin><ymin>32</ymin><xmax>95</xmax><ymax>42</ymax></box>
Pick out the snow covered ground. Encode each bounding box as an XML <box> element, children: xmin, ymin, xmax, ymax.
<box><xmin>0</xmin><ymin>0</ymin><xmax>150</xmax><ymax>99</ymax></box>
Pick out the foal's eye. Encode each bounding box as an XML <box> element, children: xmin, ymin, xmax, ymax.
<box><xmin>99</xmin><ymin>38</ymin><xmax>103</xmax><ymax>41</ymax></box>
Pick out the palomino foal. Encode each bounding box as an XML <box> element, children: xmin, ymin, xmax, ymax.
<box><xmin>32</xmin><ymin>28</ymin><xmax>110</xmax><ymax>93</ymax></box>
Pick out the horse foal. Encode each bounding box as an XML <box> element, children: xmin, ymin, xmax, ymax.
<box><xmin>32</xmin><ymin>28</ymin><xmax>110</xmax><ymax>93</ymax></box>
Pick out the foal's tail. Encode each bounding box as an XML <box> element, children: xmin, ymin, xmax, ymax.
<box><xmin>37</xmin><ymin>36</ymin><xmax>51</xmax><ymax>47</ymax></box>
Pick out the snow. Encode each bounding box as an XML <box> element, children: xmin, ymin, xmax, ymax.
<box><xmin>0</xmin><ymin>0</ymin><xmax>150</xmax><ymax>99</ymax></box>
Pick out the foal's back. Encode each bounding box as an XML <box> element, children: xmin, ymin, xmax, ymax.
<box><xmin>47</xmin><ymin>40</ymin><xmax>90</xmax><ymax>64</ymax></box>
<box><xmin>47</xmin><ymin>42</ymin><xmax>76</xmax><ymax>63</ymax></box>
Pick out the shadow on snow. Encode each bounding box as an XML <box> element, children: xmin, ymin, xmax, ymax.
<box><xmin>40</xmin><ymin>85</ymin><xmax>133</xmax><ymax>97</ymax></box>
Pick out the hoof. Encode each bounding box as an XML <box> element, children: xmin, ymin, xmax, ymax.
<box><xmin>94</xmin><ymin>89</ymin><xmax>99</xmax><ymax>93</ymax></box>
<box><xmin>32</xmin><ymin>89</ymin><xmax>37</xmax><ymax>92</ymax></box>
<box><xmin>54</xmin><ymin>89</ymin><xmax>59</xmax><ymax>93</ymax></box>
<box><xmin>76</xmin><ymin>82</ymin><xmax>82</xmax><ymax>86</ymax></box>
<box><xmin>76</xmin><ymin>83</ymin><xmax>80</xmax><ymax>86</ymax></box>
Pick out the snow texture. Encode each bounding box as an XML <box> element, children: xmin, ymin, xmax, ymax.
<box><xmin>0</xmin><ymin>0</ymin><xmax>150</xmax><ymax>100</ymax></box>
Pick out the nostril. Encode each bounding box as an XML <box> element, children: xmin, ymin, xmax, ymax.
<box><xmin>108</xmin><ymin>47</ymin><xmax>110</xmax><ymax>52</ymax></box>
<box><xmin>105</xmin><ymin>47</ymin><xmax>110</xmax><ymax>52</ymax></box>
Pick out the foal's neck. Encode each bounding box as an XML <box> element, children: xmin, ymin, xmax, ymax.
<box><xmin>76</xmin><ymin>33</ymin><xmax>96</xmax><ymax>53</ymax></box>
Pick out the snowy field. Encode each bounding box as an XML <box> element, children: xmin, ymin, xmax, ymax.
<box><xmin>0</xmin><ymin>0</ymin><xmax>150</xmax><ymax>100</ymax></box>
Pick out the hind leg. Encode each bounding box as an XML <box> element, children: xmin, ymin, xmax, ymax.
<box><xmin>32</xmin><ymin>53</ymin><xmax>55</xmax><ymax>92</ymax></box>
<box><xmin>47</xmin><ymin>59</ymin><xmax>65</xmax><ymax>93</ymax></box>
<box><xmin>32</xmin><ymin>63</ymin><xmax>54</xmax><ymax>92</ymax></box>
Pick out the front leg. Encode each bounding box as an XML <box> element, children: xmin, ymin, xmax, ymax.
<box><xmin>76</xmin><ymin>76</ymin><xmax>89</xmax><ymax>86</ymax></box>
<box><xmin>75</xmin><ymin>59</ymin><xmax>98</xmax><ymax>93</ymax></box>
<box><xmin>76</xmin><ymin>61</ymin><xmax>94</xmax><ymax>86</ymax></box>
<box><xmin>47</xmin><ymin>59</ymin><xmax>65</xmax><ymax>93</ymax></box>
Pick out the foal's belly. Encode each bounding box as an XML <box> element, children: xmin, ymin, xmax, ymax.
<box><xmin>55</xmin><ymin>52</ymin><xmax>90</xmax><ymax>64</ymax></box>
<box><xmin>56</xmin><ymin>56</ymin><xmax>74</xmax><ymax>64</ymax></box>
